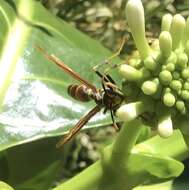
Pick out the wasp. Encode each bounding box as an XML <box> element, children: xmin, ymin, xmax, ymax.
<box><xmin>36</xmin><ymin>46</ymin><xmax>125</xmax><ymax>148</ymax></box>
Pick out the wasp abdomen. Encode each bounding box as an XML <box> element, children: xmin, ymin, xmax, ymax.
<box><xmin>68</xmin><ymin>84</ymin><xmax>91</xmax><ymax>102</ymax></box>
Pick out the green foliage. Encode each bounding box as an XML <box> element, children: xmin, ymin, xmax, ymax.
<box><xmin>4</xmin><ymin>137</ymin><xmax>62</xmax><ymax>190</ymax></box>
<box><xmin>0</xmin><ymin>0</ymin><xmax>122</xmax><ymax>152</ymax></box>
<box><xmin>56</xmin><ymin>130</ymin><xmax>188</xmax><ymax>190</ymax></box>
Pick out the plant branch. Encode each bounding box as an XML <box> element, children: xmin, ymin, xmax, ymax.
<box><xmin>111</xmin><ymin>118</ymin><xmax>142</xmax><ymax>164</ymax></box>
<box><xmin>53</xmin><ymin>127</ymin><xmax>188</xmax><ymax>190</ymax></box>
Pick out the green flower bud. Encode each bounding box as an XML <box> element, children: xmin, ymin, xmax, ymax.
<box><xmin>182</xmin><ymin>68</ymin><xmax>189</xmax><ymax>79</ymax></box>
<box><xmin>119</xmin><ymin>64</ymin><xmax>142</xmax><ymax>81</ymax></box>
<box><xmin>170</xmin><ymin>14</ymin><xmax>186</xmax><ymax>50</ymax></box>
<box><xmin>176</xmin><ymin>53</ymin><xmax>188</xmax><ymax>69</ymax></box>
<box><xmin>184</xmin><ymin>82</ymin><xmax>189</xmax><ymax>90</ymax></box>
<box><xmin>166</xmin><ymin>63</ymin><xmax>175</xmax><ymax>71</ymax></box>
<box><xmin>159</xmin><ymin>70</ymin><xmax>172</xmax><ymax>85</ymax></box>
<box><xmin>158</xmin><ymin>115</ymin><xmax>173</xmax><ymax>138</ymax></box>
<box><xmin>162</xmin><ymin>65</ymin><xmax>167</xmax><ymax>70</ymax></box>
<box><xmin>163</xmin><ymin>92</ymin><xmax>175</xmax><ymax>107</ymax></box>
<box><xmin>159</xmin><ymin>31</ymin><xmax>172</xmax><ymax>57</ymax></box>
<box><xmin>129</xmin><ymin>59</ymin><xmax>141</xmax><ymax>68</ymax></box>
<box><xmin>116</xmin><ymin>101</ymin><xmax>145</xmax><ymax>122</ymax></box>
<box><xmin>161</xmin><ymin>14</ymin><xmax>173</xmax><ymax>32</ymax></box>
<box><xmin>185</xmin><ymin>40</ymin><xmax>189</xmax><ymax>56</ymax></box>
<box><xmin>141</xmin><ymin>80</ymin><xmax>158</xmax><ymax>95</ymax></box>
<box><xmin>170</xmin><ymin>80</ymin><xmax>182</xmax><ymax>91</ymax></box>
<box><xmin>141</xmin><ymin>67</ymin><xmax>151</xmax><ymax>79</ymax></box>
<box><xmin>126</xmin><ymin>0</ymin><xmax>150</xmax><ymax>59</ymax></box>
<box><xmin>182</xmin><ymin>17</ymin><xmax>189</xmax><ymax>47</ymax></box>
<box><xmin>164</xmin><ymin>87</ymin><xmax>171</xmax><ymax>93</ymax></box>
<box><xmin>144</xmin><ymin>56</ymin><xmax>156</xmax><ymax>71</ymax></box>
<box><xmin>176</xmin><ymin>100</ymin><xmax>186</xmax><ymax>114</ymax></box>
<box><xmin>181</xmin><ymin>90</ymin><xmax>189</xmax><ymax>100</ymax></box>
<box><xmin>166</xmin><ymin>52</ymin><xmax>177</xmax><ymax>64</ymax></box>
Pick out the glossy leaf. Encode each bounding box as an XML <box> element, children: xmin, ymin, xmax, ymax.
<box><xmin>5</xmin><ymin>137</ymin><xmax>63</xmax><ymax>190</ymax></box>
<box><xmin>0</xmin><ymin>0</ymin><xmax>122</xmax><ymax>151</ymax></box>
<box><xmin>134</xmin><ymin>180</ymin><xmax>173</xmax><ymax>190</ymax></box>
<box><xmin>127</xmin><ymin>153</ymin><xmax>184</xmax><ymax>183</ymax></box>
<box><xmin>134</xmin><ymin>180</ymin><xmax>189</xmax><ymax>190</ymax></box>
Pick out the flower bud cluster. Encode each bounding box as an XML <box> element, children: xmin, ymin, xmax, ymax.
<box><xmin>116</xmin><ymin>0</ymin><xmax>189</xmax><ymax>138</ymax></box>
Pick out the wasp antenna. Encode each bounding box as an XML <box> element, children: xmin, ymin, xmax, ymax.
<box><xmin>35</xmin><ymin>45</ymin><xmax>51</xmax><ymax>60</ymax></box>
<box><xmin>34</xmin><ymin>45</ymin><xmax>45</xmax><ymax>54</ymax></box>
<box><xmin>108</xmin><ymin>37</ymin><xmax>126</xmax><ymax>61</ymax></box>
<box><xmin>92</xmin><ymin>37</ymin><xmax>127</xmax><ymax>73</ymax></box>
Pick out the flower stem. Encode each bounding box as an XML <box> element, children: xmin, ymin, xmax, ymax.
<box><xmin>111</xmin><ymin>119</ymin><xmax>142</xmax><ymax>164</ymax></box>
<box><xmin>53</xmin><ymin>130</ymin><xmax>188</xmax><ymax>190</ymax></box>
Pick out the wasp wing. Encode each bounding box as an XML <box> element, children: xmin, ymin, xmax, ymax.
<box><xmin>36</xmin><ymin>46</ymin><xmax>98</xmax><ymax>92</ymax></box>
<box><xmin>56</xmin><ymin>105</ymin><xmax>101</xmax><ymax>148</ymax></box>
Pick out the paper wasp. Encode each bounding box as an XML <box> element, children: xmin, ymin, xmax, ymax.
<box><xmin>36</xmin><ymin>46</ymin><xmax>125</xmax><ymax>148</ymax></box>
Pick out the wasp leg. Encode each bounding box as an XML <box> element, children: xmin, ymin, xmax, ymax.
<box><xmin>92</xmin><ymin>37</ymin><xmax>126</xmax><ymax>71</ymax></box>
<box><xmin>110</xmin><ymin>106</ymin><xmax>119</xmax><ymax>131</ymax></box>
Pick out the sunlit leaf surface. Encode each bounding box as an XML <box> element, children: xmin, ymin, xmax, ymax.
<box><xmin>0</xmin><ymin>0</ymin><xmax>122</xmax><ymax>151</ymax></box>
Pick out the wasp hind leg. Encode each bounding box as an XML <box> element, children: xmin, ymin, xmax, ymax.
<box><xmin>110</xmin><ymin>108</ymin><xmax>120</xmax><ymax>131</ymax></box>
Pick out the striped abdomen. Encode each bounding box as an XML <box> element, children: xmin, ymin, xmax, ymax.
<box><xmin>68</xmin><ymin>84</ymin><xmax>92</xmax><ymax>102</ymax></box>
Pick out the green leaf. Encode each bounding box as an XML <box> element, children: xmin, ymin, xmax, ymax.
<box><xmin>0</xmin><ymin>181</ymin><xmax>14</xmax><ymax>190</ymax></box>
<box><xmin>4</xmin><ymin>137</ymin><xmax>63</xmax><ymax>190</ymax></box>
<box><xmin>134</xmin><ymin>179</ymin><xmax>189</xmax><ymax>190</ymax></box>
<box><xmin>134</xmin><ymin>180</ymin><xmax>173</xmax><ymax>190</ymax></box>
<box><xmin>55</xmin><ymin>130</ymin><xmax>188</xmax><ymax>190</ymax></box>
<box><xmin>127</xmin><ymin>152</ymin><xmax>184</xmax><ymax>183</ymax></box>
<box><xmin>0</xmin><ymin>0</ymin><xmax>122</xmax><ymax>151</ymax></box>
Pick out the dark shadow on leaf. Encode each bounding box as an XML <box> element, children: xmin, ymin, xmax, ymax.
<box><xmin>4</xmin><ymin>0</ymin><xmax>53</xmax><ymax>37</ymax></box>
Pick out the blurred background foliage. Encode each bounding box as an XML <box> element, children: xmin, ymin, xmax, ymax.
<box><xmin>42</xmin><ymin>0</ymin><xmax>189</xmax><ymax>54</ymax></box>
<box><xmin>40</xmin><ymin>0</ymin><xmax>189</xmax><ymax>186</ymax></box>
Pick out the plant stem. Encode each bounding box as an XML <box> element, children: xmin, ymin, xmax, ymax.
<box><xmin>111</xmin><ymin>119</ymin><xmax>142</xmax><ymax>164</ymax></box>
<box><xmin>53</xmin><ymin>130</ymin><xmax>188</xmax><ymax>190</ymax></box>
<box><xmin>98</xmin><ymin>119</ymin><xmax>143</xmax><ymax>190</ymax></box>
<box><xmin>53</xmin><ymin>160</ymin><xmax>102</xmax><ymax>190</ymax></box>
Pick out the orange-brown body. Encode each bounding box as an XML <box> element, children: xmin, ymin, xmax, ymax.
<box><xmin>68</xmin><ymin>84</ymin><xmax>92</xmax><ymax>102</ymax></box>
